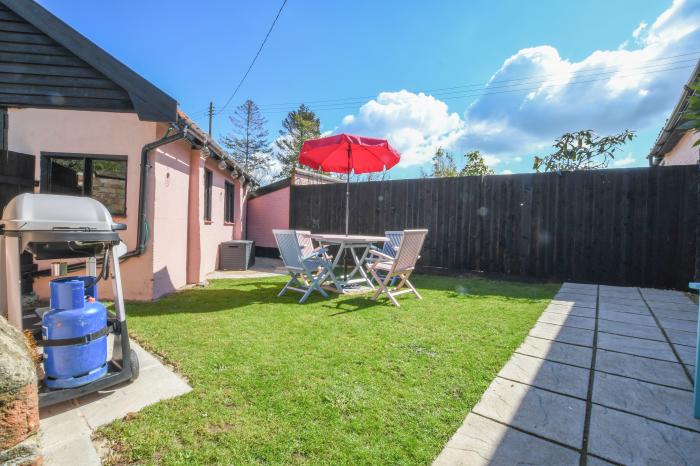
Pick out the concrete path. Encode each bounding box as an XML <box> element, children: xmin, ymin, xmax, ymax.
<box><xmin>39</xmin><ymin>340</ymin><xmax>191</xmax><ymax>466</ymax></box>
<box><xmin>434</xmin><ymin>283</ymin><xmax>699</xmax><ymax>466</ymax></box>
<box><xmin>206</xmin><ymin>257</ymin><xmax>285</xmax><ymax>280</ymax></box>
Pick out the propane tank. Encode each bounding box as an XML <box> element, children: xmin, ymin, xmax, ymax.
<box><xmin>42</xmin><ymin>276</ymin><xmax>108</xmax><ymax>389</ymax></box>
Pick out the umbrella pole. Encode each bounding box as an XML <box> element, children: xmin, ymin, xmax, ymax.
<box><xmin>344</xmin><ymin>146</ymin><xmax>350</xmax><ymax>280</ymax></box>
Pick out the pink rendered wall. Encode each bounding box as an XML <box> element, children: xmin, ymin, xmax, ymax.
<box><xmin>191</xmin><ymin>156</ymin><xmax>244</xmax><ymax>284</ymax></box>
<box><xmin>7</xmin><ymin>108</ymin><xmax>158</xmax><ymax>301</ymax></box>
<box><xmin>247</xmin><ymin>187</ymin><xmax>290</xmax><ymax>248</ymax></box>
<box><xmin>151</xmin><ymin>139</ymin><xmax>192</xmax><ymax>299</ymax></box>
<box><xmin>660</xmin><ymin>131</ymin><xmax>700</xmax><ymax>166</ymax></box>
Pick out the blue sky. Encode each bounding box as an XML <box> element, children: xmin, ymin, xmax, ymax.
<box><xmin>38</xmin><ymin>0</ymin><xmax>699</xmax><ymax>180</ymax></box>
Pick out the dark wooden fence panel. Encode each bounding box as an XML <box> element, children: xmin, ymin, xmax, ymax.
<box><xmin>290</xmin><ymin>165</ymin><xmax>699</xmax><ymax>289</ymax></box>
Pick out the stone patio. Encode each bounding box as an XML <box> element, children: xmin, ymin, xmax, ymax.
<box><xmin>39</xmin><ymin>340</ymin><xmax>191</xmax><ymax>466</ymax></box>
<box><xmin>434</xmin><ymin>283</ymin><xmax>699</xmax><ymax>466</ymax></box>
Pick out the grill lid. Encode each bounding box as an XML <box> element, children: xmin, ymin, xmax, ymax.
<box><xmin>1</xmin><ymin>193</ymin><xmax>123</xmax><ymax>233</ymax></box>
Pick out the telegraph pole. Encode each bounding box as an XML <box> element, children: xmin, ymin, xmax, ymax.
<box><xmin>207</xmin><ymin>101</ymin><xmax>214</xmax><ymax>137</ymax></box>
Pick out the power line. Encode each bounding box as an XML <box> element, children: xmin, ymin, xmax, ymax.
<box><xmin>216</xmin><ymin>0</ymin><xmax>288</xmax><ymax>114</ymax></box>
<box><xmin>237</xmin><ymin>51</ymin><xmax>700</xmax><ymax>110</ymax></box>
<box><xmin>210</xmin><ymin>62</ymin><xmax>695</xmax><ymax>115</ymax></box>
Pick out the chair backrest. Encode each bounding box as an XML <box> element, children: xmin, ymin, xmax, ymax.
<box><xmin>382</xmin><ymin>231</ymin><xmax>404</xmax><ymax>258</ymax></box>
<box><xmin>273</xmin><ymin>229</ymin><xmax>303</xmax><ymax>269</ymax></box>
<box><xmin>296</xmin><ymin>230</ymin><xmax>315</xmax><ymax>257</ymax></box>
<box><xmin>393</xmin><ymin>229</ymin><xmax>428</xmax><ymax>272</ymax></box>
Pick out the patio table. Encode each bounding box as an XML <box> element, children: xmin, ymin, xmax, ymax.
<box><xmin>307</xmin><ymin>233</ymin><xmax>388</xmax><ymax>293</ymax></box>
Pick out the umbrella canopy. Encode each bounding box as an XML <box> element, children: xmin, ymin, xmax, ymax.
<box><xmin>299</xmin><ymin>133</ymin><xmax>400</xmax><ymax>174</ymax></box>
<box><xmin>299</xmin><ymin>133</ymin><xmax>401</xmax><ymax>236</ymax></box>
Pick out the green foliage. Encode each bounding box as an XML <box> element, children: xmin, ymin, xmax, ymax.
<box><xmin>684</xmin><ymin>77</ymin><xmax>700</xmax><ymax>147</ymax></box>
<box><xmin>533</xmin><ymin>129</ymin><xmax>636</xmax><ymax>172</ymax></box>
<box><xmin>459</xmin><ymin>150</ymin><xmax>496</xmax><ymax>176</ymax></box>
<box><xmin>220</xmin><ymin>99</ymin><xmax>272</xmax><ymax>174</ymax></box>
<box><xmin>97</xmin><ymin>275</ymin><xmax>557</xmax><ymax>465</ymax></box>
<box><xmin>275</xmin><ymin>104</ymin><xmax>321</xmax><ymax>178</ymax></box>
<box><xmin>422</xmin><ymin>148</ymin><xmax>495</xmax><ymax>177</ymax></box>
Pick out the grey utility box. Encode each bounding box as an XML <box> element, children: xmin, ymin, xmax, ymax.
<box><xmin>219</xmin><ymin>240</ymin><xmax>255</xmax><ymax>270</ymax></box>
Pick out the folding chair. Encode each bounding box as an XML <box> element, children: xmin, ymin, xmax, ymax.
<box><xmin>368</xmin><ymin>231</ymin><xmax>403</xmax><ymax>285</ymax></box>
<box><xmin>296</xmin><ymin>230</ymin><xmax>332</xmax><ymax>260</ymax></box>
<box><xmin>273</xmin><ymin>229</ymin><xmax>333</xmax><ymax>303</ymax></box>
<box><xmin>365</xmin><ymin>229</ymin><xmax>428</xmax><ymax>307</ymax></box>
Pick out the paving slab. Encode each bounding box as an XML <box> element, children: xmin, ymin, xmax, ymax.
<box><xmin>553</xmin><ymin>292</ymin><xmax>597</xmax><ymax>306</ymax></box>
<box><xmin>515</xmin><ymin>336</ymin><xmax>592</xmax><ymax>368</ymax></box>
<box><xmin>598</xmin><ymin>309</ymin><xmax>656</xmax><ymax>326</ymax></box>
<box><xmin>598</xmin><ymin>297</ymin><xmax>645</xmax><ymax>308</ymax></box>
<box><xmin>537</xmin><ymin>311</ymin><xmax>596</xmax><ymax>330</ymax></box>
<box><xmin>584</xmin><ymin>455</ymin><xmax>617</xmax><ymax>466</ymax></box>
<box><xmin>640</xmin><ymin>289</ymin><xmax>693</xmax><ymax>304</ymax></box>
<box><xmin>592</xmin><ymin>372</ymin><xmax>700</xmax><ymax>431</ymax></box>
<box><xmin>544</xmin><ymin>303</ymin><xmax>597</xmax><ymax>318</ymax></box>
<box><xmin>597</xmin><ymin>302</ymin><xmax>650</xmax><ymax>315</ymax></box>
<box><xmin>561</xmin><ymin>282</ymin><xmax>598</xmax><ymax>293</ymax></box>
<box><xmin>588</xmin><ymin>405</ymin><xmax>700</xmax><ymax>465</ymax></box>
<box><xmin>529</xmin><ymin>322</ymin><xmax>594</xmax><ymax>347</ymax></box>
<box><xmin>39</xmin><ymin>341</ymin><xmax>192</xmax><ymax>465</ymax></box>
<box><xmin>597</xmin><ymin>319</ymin><xmax>665</xmax><ymax>341</ymax></box>
<box><xmin>597</xmin><ymin>332</ymin><xmax>676</xmax><ymax>361</ymax></box>
<box><xmin>652</xmin><ymin>308</ymin><xmax>698</xmax><ymax>322</ymax></box>
<box><xmin>646</xmin><ymin>300</ymin><xmax>697</xmax><ymax>313</ymax></box>
<box><xmin>472</xmin><ymin>377</ymin><xmax>586</xmax><ymax>448</ymax></box>
<box><xmin>595</xmin><ymin>349</ymin><xmax>692</xmax><ymax>390</ymax></box>
<box><xmin>498</xmin><ymin>353</ymin><xmax>589</xmax><ymax>398</ymax></box>
<box><xmin>551</xmin><ymin>299</ymin><xmax>596</xmax><ymax>309</ymax></box>
<box><xmin>674</xmin><ymin>344</ymin><xmax>697</xmax><ymax>366</ymax></box>
<box><xmin>665</xmin><ymin>329</ymin><xmax>697</xmax><ymax>348</ymax></box>
<box><xmin>659</xmin><ymin>317</ymin><xmax>698</xmax><ymax>333</ymax></box>
<box><xmin>598</xmin><ymin>286</ymin><xmax>639</xmax><ymax>298</ymax></box>
<box><xmin>433</xmin><ymin>413</ymin><xmax>580</xmax><ymax>466</ymax></box>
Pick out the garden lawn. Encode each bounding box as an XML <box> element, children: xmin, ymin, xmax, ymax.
<box><xmin>98</xmin><ymin>275</ymin><xmax>559</xmax><ymax>465</ymax></box>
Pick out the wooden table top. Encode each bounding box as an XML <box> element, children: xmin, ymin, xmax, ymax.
<box><xmin>307</xmin><ymin>233</ymin><xmax>388</xmax><ymax>244</ymax></box>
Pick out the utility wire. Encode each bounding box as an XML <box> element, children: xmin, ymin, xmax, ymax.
<box><xmin>216</xmin><ymin>0</ymin><xmax>288</xmax><ymax>114</ymax></box>
<box><xmin>210</xmin><ymin>62</ymin><xmax>695</xmax><ymax>115</ymax></box>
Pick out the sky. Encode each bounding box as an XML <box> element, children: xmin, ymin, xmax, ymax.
<box><xmin>38</xmin><ymin>0</ymin><xmax>700</xmax><ymax>181</ymax></box>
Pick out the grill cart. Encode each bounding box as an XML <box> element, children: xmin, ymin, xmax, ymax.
<box><xmin>0</xmin><ymin>193</ymin><xmax>139</xmax><ymax>407</ymax></box>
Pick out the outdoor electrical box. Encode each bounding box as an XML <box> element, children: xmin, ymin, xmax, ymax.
<box><xmin>219</xmin><ymin>240</ymin><xmax>255</xmax><ymax>271</ymax></box>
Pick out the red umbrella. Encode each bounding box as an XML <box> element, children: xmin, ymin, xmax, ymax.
<box><xmin>299</xmin><ymin>133</ymin><xmax>400</xmax><ymax>235</ymax></box>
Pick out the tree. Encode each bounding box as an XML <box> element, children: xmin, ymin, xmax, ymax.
<box><xmin>220</xmin><ymin>99</ymin><xmax>272</xmax><ymax>175</ymax></box>
<box><xmin>421</xmin><ymin>148</ymin><xmax>495</xmax><ymax>177</ymax></box>
<box><xmin>533</xmin><ymin>129</ymin><xmax>636</xmax><ymax>172</ymax></box>
<box><xmin>459</xmin><ymin>150</ymin><xmax>495</xmax><ymax>176</ymax></box>
<box><xmin>421</xmin><ymin>148</ymin><xmax>458</xmax><ymax>177</ymax></box>
<box><xmin>275</xmin><ymin>104</ymin><xmax>320</xmax><ymax>178</ymax></box>
<box><xmin>684</xmin><ymin>77</ymin><xmax>700</xmax><ymax>147</ymax></box>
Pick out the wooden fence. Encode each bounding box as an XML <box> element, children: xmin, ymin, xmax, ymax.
<box><xmin>290</xmin><ymin>165</ymin><xmax>699</xmax><ymax>289</ymax></box>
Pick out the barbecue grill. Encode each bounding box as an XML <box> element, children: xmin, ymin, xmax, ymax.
<box><xmin>0</xmin><ymin>193</ymin><xmax>139</xmax><ymax>407</ymax></box>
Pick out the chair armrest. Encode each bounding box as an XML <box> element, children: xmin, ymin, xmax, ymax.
<box><xmin>368</xmin><ymin>249</ymin><xmax>394</xmax><ymax>261</ymax></box>
<box><xmin>302</xmin><ymin>247</ymin><xmax>328</xmax><ymax>261</ymax></box>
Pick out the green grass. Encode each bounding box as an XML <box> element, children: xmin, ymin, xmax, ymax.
<box><xmin>97</xmin><ymin>275</ymin><xmax>559</xmax><ymax>465</ymax></box>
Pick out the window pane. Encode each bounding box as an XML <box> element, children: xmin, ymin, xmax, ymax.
<box><xmin>48</xmin><ymin>158</ymin><xmax>84</xmax><ymax>195</ymax></box>
<box><xmin>91</xmin><ymin>159</ymin><xmax>127</xmax><ymax>215</ymax></box>
<box><xmin>204</xmin><ymin>169</ymin><xmax>212</xmax><ymax>221</ymax></box>
<box><xmin>225</xmin><ymin>182</ymin><xmax>234</xmax><ymax>223</ymax></box>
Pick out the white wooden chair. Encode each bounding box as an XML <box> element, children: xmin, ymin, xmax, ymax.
<box><xmin>368</xmin><ymin>230</ymin><xmax>403</xmax><ymax>285</ymax></box>
<box><xmin>365</xmin><ymin>229</ymin><xmax>428</xmax><ymax>307</ymax></box>
<box><xmin>296</xmin><ymin>230</ymin><xmax>332</xmax><ymax>260</ymax></box>
<box><xmin>273</xmin><ymin>229</ymin><xmax>332</xmax><ymax>303</ymax></box>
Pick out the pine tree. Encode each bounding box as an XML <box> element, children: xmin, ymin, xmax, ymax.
<box><xmin>275</xmin><ymin>104</ymin><xmax>320</xmax><ymax>178</ymax></box>
<box><xmin>220</xmin><ymin>99</ymin><xmax>272</xmax><ymax>176</ymax></box>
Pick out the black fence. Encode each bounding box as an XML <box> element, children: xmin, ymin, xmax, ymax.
<box><xmin>290</xmin><ymin>165</ymin><xmax>699</xmax><ymax>289</ymax></box>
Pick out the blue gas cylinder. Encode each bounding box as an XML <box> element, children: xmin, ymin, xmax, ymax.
<box><xmin>42</xmin><ymin>277</ymin><xmax>108</xmax><ymax>389</ymax></box>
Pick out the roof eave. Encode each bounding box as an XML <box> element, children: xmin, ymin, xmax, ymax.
<box><xmin>0</xmin><ymin>0</ymin><xmax>177</xmax><ymax>123</ymax></box>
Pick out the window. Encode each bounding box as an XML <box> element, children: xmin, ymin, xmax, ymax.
<box><xmin>224</xmin><ymin>181</ymin><xmax>235</xmax><ymax>223</ymax></box>
<box><xmin>203</xmin><ymin>169</ymin><xmax>213</xmax><ymax>221</ymax></box>
<box><xmin>41</xmin><ymin>154</ymin><xmax>127</xmax><ymax>215</ymax></box>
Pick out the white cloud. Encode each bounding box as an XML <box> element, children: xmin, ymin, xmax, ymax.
<box><xmin>501</xmin><ymin>169</ymin><xmax>514</xmax><ymax>175</ymax></box>
<box><xmin>339</xmin><ymin>90</ymin><xmax>465</xmax><ymax>167</ymax></box>
<box><xmin>460</xmin><ymin>0</ymin><xmax>700</xmax><ymax>158</ymax></box>
<box><xmin>613</xmin><ymin>154</ymin><xmax>636</xmax><ymax>167</ymax></box>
